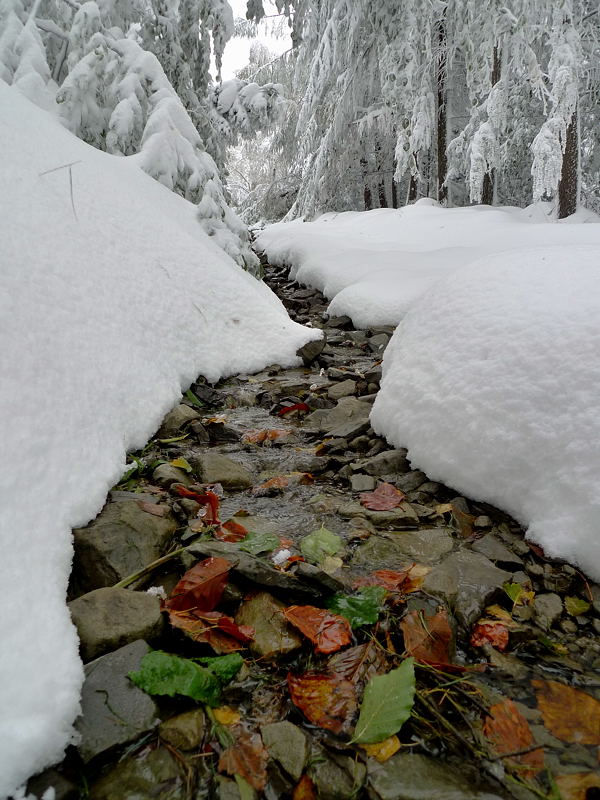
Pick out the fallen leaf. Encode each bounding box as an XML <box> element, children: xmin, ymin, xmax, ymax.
<box><xmin>277</xmin><ymin>402</ymin><xmax>311</xmax><ymax>416</ymax></box>
<box><xmin>128</xmin><ymin>650</ymin><xmax>221</xmax><ymax>705</ymax></box>
<box><xmin>194</xmin><ymin>653</ymin><xmax>244</xmax><ymax>683</ymax></box>
<box><xmin>361</xmin><ymin>734</ymin><xmax>401</xmax><ymax>762</ymax></box>
<box><xmin>533</xmin><ymin>680</ymin><xmax>600</xmax><ymax>745</ymax></box>
<box><xmin>354</xmin><ymin>564</ymin><xmax>430</xmax><ymax>594</ymax></box>
<box><xmin>504</xmin><ymin>581</ymin><xmax>534</xmax><ymax>607</ymax></box>
<box><xmin>352</xmin><ymin>659</ymin><xmax>416</xmax><ymax>744</ymax></box>
<box><xmin>215</xmin><ymin>519</ymin><xmax>248</xmax><ymax>542</ymax></box>
<box><xmin>288</xmin><ymin>672</ymin><xmax>357</xmax><ymax>733</ymax></box>
<box><xmin>213</xmin><ymin>706</ymin><xmax>241</xmax><ymax>725</ymax></box>
<box><xmin>165</xmin><ymin>557</ymin><xmax>231</xmax><ymax>613</ymax></box>
<box><xmin>435</xmin><ymin>503</ymin><xmax>475</xmax><ymax>538</ymax></box>
<box><xmin>137</xmin><ymin>501</ymin><xmax>169</xmax><ymax>517</ymax></box>
<box><xmin>300</xmin><ymin>525</ymin><xmax>342</xmax><ymax>565</ymax></box>
<box><xmin>327</xmin><ymin>643</ymin><xmax>388</xmax><ymax>685</ymax></box>
<box><xmin>470</xmin><ymin>620</ymin><xmax>510</xmax><ymax>651</ymax></box>
<box><xmin>242</xmin><ymin>428</ymin><xmax>291</xmax><ymax>444</ymax></box>
<box><xmin>554</xmin><ymin>773</ymin><xmax>600</xmax><ymax>800</ymax></box>
<box><xmin>400</xmin><ymin>609</ymin><xmax>453</xmax><ymax>666</ymax></box>
<box><xmin>321</xmin><ymin>555</ymin><xmax>343</xmax><ymax>575</ymax></box>
<box><xmin>172</xmin><ymin>485</ymin><xmax>220</xmax><ymax>524</ymax></box>
<box><xmin>564</xmin><ymin>596</ymin><xmax>591</xmax><ymax>616</ymax></box>
<box><xmin>253</xmin><ymin>472</ymin><xmax>313</xmax><ymax>495</ymax></box>
<box><xmin>483</xmin><ymin>698</ymin><xmax>544</xmax><ymax>780</ymax></box>
<box><xmin>169</xmin><ymin>610</ymin><xmax>254</xmax><ymax>653</ymax></box>
<box><xmin>219</xmin><ymin>731</ymin><xmax>269</xmax><ymax>792</ymax></box>
<box><xmin>292</xmin><ymin>775</ymin><xmax>318</xmax><ymax>800</ymax></box>
<box><xmin>327</xmin><ymin>586</ymin><xmax>387</xmax><ymax>628</ymax></box>
<box><xmin>284</xmin><ymin>605</ymin><xmax>352</xmax><ymax>654</ymax></box>
<box><xmin>239</xmin><ymin>531</ymin><xmax>281</xmax><ymax>555</ymax></box>
<box><xmin>170</xmin><ymin>456</ymin><xmax>193</xmax><ymax>473</ymax></box>
<box><xmin>359</xmin><ymin>482</ymin><xmax>406</xmax><ymax>510</ymax></box>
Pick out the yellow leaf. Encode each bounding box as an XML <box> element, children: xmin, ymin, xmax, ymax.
<box><xmin>361</xmin><ymin>735</ymin><xmax>401</xmax><ymax>762</ymax></box>
<box><xmin>212</xmin><ymin>706</ymin><xmax>241</xmax><ymax>726</ymax></box>
<box><xmin>321</xmin><ymin>556</ymin><xmax>343</xmax><ymax>575</ymax></box>
<box><xmin>170</xmin><ymin>457</ymin><xmax>193</xmax><ymax>473</ymax></box>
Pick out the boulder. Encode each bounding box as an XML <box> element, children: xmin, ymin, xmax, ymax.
<box><xmin>297</xmin><ymin>337</ymin><xmax>325</xmax><ymax>365</ymax></box>
<box><xmin>158</xmin><ymin>403</ymin><xmax>201</xmax><ymax>437</ymax></box>
<box><xmin>193</xmin><ymin>452</ymin><xmax>253</xmax><ymax>489</ymax></box>
<box><xmin>351</xmin><ymin>529</ymin><xmax>454</xmax><ymax>568</ymax></box>
<box><xmin>235</xmin><ymin>591</ymin><xmax>302</xmax><ymax>658</ymax></box>
<box><xmin>261</xmin><ymin>721</ymin><xmax>308</xmax><ymax>781</ymax></box>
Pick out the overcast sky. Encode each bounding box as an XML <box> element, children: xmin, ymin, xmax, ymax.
<box><xmin>218</xmin><ymin>0</ymin><xmax>291</xmax><ymax>80</ymax></box>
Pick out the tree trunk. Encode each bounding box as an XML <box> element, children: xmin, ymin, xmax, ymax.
<box><xmin>360</xmin><ymin>156</ymin><xmax>372</xmax><ymax>211</ymax></box>
<box><xmin>436</xmin><ymin>17</ymin><xmax>447</xmax><ymax>204</ymax></box>
<box><xmin>374</xmin><ymin>137</ymin><xmax>388</xmax><ymax>208</ymax></box>
<box><xmin>558</xmin><ymin>107</ymin><xmax>578</xmax><ymax>219</ymax></box>
<box><xmin>481</xmin><ymin>46</ymin><xmax>501</xmax><ymax>206</ymax></box>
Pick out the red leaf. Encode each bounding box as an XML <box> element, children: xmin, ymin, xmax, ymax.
<box><xmin>169</xmin><ymin>609</ymin><xmax>254</xmax><ymax>653</ymax></box>
<box><xmin>277</xmin><ymin>402</ymin><xmax>311</xmax><ymax>416</ymax></box>
<box><xmin>173</xmin><ymin>485</ymin><xmax>220</xmax><ymax>524</ymax></box>
<box><xmin>470</xmin><ymin>620</ymin><xmax>510</xmax><ymax>651</ymax></box>
<box><xmin>164</xmin><ymin>557</ymin><xmax>230</xmax><ymax>613</ymax></box>
<box><xmin>400</xmin><ymin>609</ymin><xmax>454</xmax><ymax>666</ymax></box>
<box><xmin>293</xmin><ymin>775</ymin><xmax>318</xmax><ymax>800</ymax></box>
<box><xmin>484</xmin><ymin>698</ymin><xmax>544</xmax><ymax>780</ymax></box>
<box><xmin>326</xmin><ymin>642</ymin><xmax>389</xmax><ymax>685</ymax></box>
<box><xmin>288</xmin><ymin>672</ymin><xmax>357</xmax><ymax>734</ymax></box>
<box><xmin>219</xmin><ymin>731</ymin><xmax>269</xmax><ymax>791</ymax></box>
<box><xmin>214</xmin><ymin>519</ymin><xmax>248</xmax><ymax>542</ymax></box>
<box><xmin>283</xmin><ymin>605</ymin><xmax>352</xmax><ymax>654</ymax></box>
<box><xmin>359</xmin><ymin>482</ymin><xmax>406</xmax><ymax>510</ymax></box>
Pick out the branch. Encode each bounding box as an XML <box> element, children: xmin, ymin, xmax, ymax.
<box><xmin>36</xmin><ymin>18</ymin><xmax>69</xmax><ymax>40</ymax></box>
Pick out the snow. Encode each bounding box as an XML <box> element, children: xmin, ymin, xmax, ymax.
<box><xmin>0</xmin><ymin>82</ymin><xmax>318</xmax><ymax>798</ymax></box>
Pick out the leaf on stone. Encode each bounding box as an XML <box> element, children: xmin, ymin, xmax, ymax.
<box><xmin>239</xmin><ymin>530</ymin><xmax>281</xmax><ymax>555</ymax></box>
<box><xmin>503</xmin><ymin>581</ymin><xmax>534</xmax><ymax>607</ymax></box>
<box><xmin>435</xmin><ymin>503</ymin><xmax>475</xmax><ymax>538</ymax></box>
<box><xmin>195</xmin><ymin>653</ymin><xmax>244</xmax><ymax>683</ymax></box>
<box><xmin>185</xmin><ymin>388</ymin><xmax>205</xmax><ymax>408</ymax></box>
<box><xmin>213</xmin><ymin>706</ymin><xmax>241</xmax><ymax>726</ymax></box>
<box><xmin>483</xmin><ymin>698</ymin><xmax>544</xmax><ymax>780</ymax></box>
<box><xmin>533</xmin><ymin>680</ymin><xmax>600</xmax><ymax>745</ymax></box>
<box><xmin>219</xmin><ymin>731</ymin><xmax>269</xmax><ymax>792</ymax></box>
<box><xmin>327</xmin><ymin>643</ymin><xmax>389</xmax><ymax>685</ymax></box>
<box><xmin>352</xmin><ymin>658</ymin><xmax>415</xmax><ymax>744</ymax></box>
<box><xmin>564</xmin><ymin>596</ymin><xmax>591</xmax><ymax>616</ymax></box>
<box><xmin>400</xmin><ymin>609</ymin><xmax>453</xmax><ymax>666</ymax></box>
<box><xmin>253</xmin><ymin>472</ymin><xmax>314</xmax><ymax>495</ymax></box>
<box><xmin>215</xmin><ymin>519</ymin><xmax>249</xmax><ymax>542</ymax></box>
<box><xmin>283</xmin><ymin>605</ymin><xmax>352</xmax><ymax>654</ymax></box>
<box><xmin>170</xmin><ymin>456</ymin><xmax>193</xmax><ymax>473</ymax></box>
<box><xmin>129</xmin><ymin>650</ymin><xmax>221</xmax><ymax>705</ymax></box>
<box><xmin>242</xmin><ymin>428</ymin><xmax>291</xmax><ymax>444</ymax></box>
<box><xmin>234</xmin><ymin>775</ymin><xmax>256</xmax><ymax>800</ymax></box>
<box><xmin>277</xmin><ymin>402</ymin><xmax>311</xmax><ymax>416</ymax></box>
<box><xmin>173</xmin><ymin>485</ymin><xmax>220</xmax><ymax>524</ymax></box>
<box><xmin>355</xmin><ymin>564</ymin><xmax>430</xmax><ymax>594</ymax></box>
<box><xmin>360</xmin><ymin>734</ymin><xmax>401</xmax><ymax>763</ymax></box>
<box><xmin>554</xmin><ymin>773</ymin><xmax>600</xmax><ymax>800</ymax></box>
<box><xmin>300</xmin><ymin>525</ymin><xmax>342</xmax><ymax>565</ymax></box>
<box><xmin>170</xmin><ymin>610</ymin><xmax>254</xmax><ymax>654</ymax></box>
<box><xmin>470</xmin><ymin>620</ymin><xmax>510</xmax><ymax>651</ymax></box>
<box><xmin>327</xmin><ymin>586</ymin><xmax>387</xmax><ymax>628</ymax></box>
<box><xmin>288</xmin><ymin>672</ymin><xmax>357</xmax><ymax>734</ymax></box>
<box><xmin>165</xmin><ymin>557</ymin><xmax>231</xmax><ymax>613</ymax></box>
<box><xmin>359</xmin><ymin>482</ymin><xmax>406</xmax><ymax>511</ymax></box>
<box><xmin>292</xmin><ymin>774</ymin><xmax>318</xmax><ymax>800</ymax></box>
<box><xmin>137</xmin><ymin>501</ymin><xmax>169</xmax><ymax>517</ymax></box>
<box><xmin>321</xmin><ymin>555</ymin><xmax>343</xmax><ymax>575</ymax></box>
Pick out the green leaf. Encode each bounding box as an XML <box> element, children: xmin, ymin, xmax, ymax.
<box><xmin>300</xmin><ymin>525</ymin><xmax>342</xmax><ymax>565</ymax></box>
<box><xmin>235</xmin><ymin>775</ymin><xmax>256</xmax><ymax>800</ymax></box>
<box><xmin>185</xmin><ymin>389</ymin><xmax>205</xmax><ymax>408</ymax></box>
<box><xmin>158</xmin><ymin>433</ymin><xmax>190</xmax><ymax>444</ymax></box>
<box><xmin>170</xmin><ymin>456</ymin><xmax>193</xmax><ymax>473</ymax></box>
<box><xmin>564</xmin><ymin>596</ymin><xmax>591</xmax><ymax>616</ymax></box>
<box><xmin>503</xmin><ymin>581</ymin><xmax>523</xmax><ymax>605</ymax></box>
<box><xmin>195</xmin><ymin>653</ymin><xmax>244</xmax><ymax>684</ymax></box>
<box><xmin>327</xmin><ymin>586</ymin><xmax>387</xmax><ymax>628</ymax></box>
<box><xmin>129</xmin><ymin>651</ymin><xmax>221</xmax><ymax>705</ymax></box>
<box><xmin>239</xmin><ymin>530</ymin><xmax>281</xmax><ymax>556</ymax></box>
<box><xmin>352</xmin><ymin>658</ymin><xmax>416</xmax><ymax>744</ymax></box>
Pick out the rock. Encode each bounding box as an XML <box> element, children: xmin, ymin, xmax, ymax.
<box><xmin>423</xmin><ymin>551</ymin><xmax>512</xmax><ymax>626</ymax></box>
<box><xmin>76</xmin><ymin>640</ymin><xmax>159</xmax><ymax>763</ymax></box>
<box><xmin>533</xmin><ymin>593</ymin><xmax>563</xmax><ymax>630</ymax></box>
<box><xmin>261</xmin><ymin>721</ymin><xmax>308</xmax><ymax>780</ymax></box>
<box><xmin>368</xmin><ymin>333</ymin><xmax>389</xmax><ymax>354</ymax></box>
<box><xmin>326</xmin><ymin>314</ymin><xmax>352</xmax><ymax>329</ymax></box>
<box><xmin>351</xmin><ymin>474</ymin><xmax>377</xmax><ymax>492</ymax></box>
<box><xmin>324</xmin><ymin>397</ymin><xmax>372</xmax><ymax>438</ymax></box>
<box><xmin>27</xmin><ymin>769</ymin><xmax>78</xmax><ymax>800</ymax></box>
<box><xmin>193</xmin><ymin>452</ymin><xmax>253</xmax><ymax>489</ymax></box>
<box><xmin>69</xmin><ymin>587</ymin><xmax>163</xmax><ymax>662</ymax></box>
<box><xmin>158</xmin><ymin>403</ymin><xmax>201</xmax><ymax>437</ymax></box>
<box><xmin>215</xmin><ymin>776</ymin><xmax>242</xmax><ymax>800</ymax></box>
<box><xmin>338</xmin><ymin>501</ymin><xmax>419</xmax><ymax>527</ymax></box>
<box><xmin>152</xmin><ymin>463</ymin><xmax>192</xmax><ymax>488</ymax></box>
<box><xmin>89</xmin><ymin>746</ymin><xmax>185</xmax><ymax>800</ymax></box>
<box><xmin>72</xmin><ymin>501</ymin><xmax>177</xmax><ymax>592</ymax></box>
<box><xmin>295</xmin><ymin>561</ymin><xmax>348</xmax><ymax>593</ymax></box>
<box><xmin>471</xmin><ymin>534</ymin><xmax>525</xmax><ymax>568</ymax></box>
<box><xmin>395</xmin><ymin>470</ymin><xmax>427</xmax><ymax>493</ymax></box>
<box><xmin>355</xmin><ymin>449</ymin><xmax>411</xmax><ymax>476</ymax></box>
<box><xmin>297</xmin><ymin>336</ymin><xmax>325</xmax><ymax>365</ymax></box>
<box><xmin>312</xmin><ymin>750</ymin><xmax>366</xmax><ymax>800</ymax></box>
<box><xmin>481</xmin><ymin>643</ymin><xmax>529</xmax><ymax>680</ymax></box>
<box><xmin>418</xmin><ymin>481</ymin><xmax>442</xmax><ymax>495</ymax></box>
<box><xmin>367</xmin><ymin>752</ymin><xmax>503</xmax><ymax>800</ymax></box>
<box><xmin>327</xmin><ymin>379</ymin><xmax>357</xmax><ymax>401</ymax></box>
<box><xmin>159</xmin><ymin>709</ymin><xmax>206</xmax><ymax>751</ymax></box>
<box><xmin>235</xmin><ymin>591</ymin><xmax>302</xmax><ymax>658</ymax></box>
<box><xmin>352</xmin><ymin>529</ymin><xmax>454</xmax><ymax>567</ymax></box>
<box><xmin>474</xmin><ymin>515</ymin><xmax>492</xmax><ymax>528</ymax></box>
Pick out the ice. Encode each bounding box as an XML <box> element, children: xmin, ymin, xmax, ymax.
<box><xmin>0</xmin><ymin>83</ymin><xmax>319</xmax><ymax>797</ymax></box>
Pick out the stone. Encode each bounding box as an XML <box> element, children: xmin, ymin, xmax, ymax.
<box><xmin>423</xmin><ymin>551</ymin><xmax>512</xmax><ymax>626</ymax></box>
<box><xmin>297</xmin><ymin>337</ymin><xmax>325</xmax><ymax>365</ymax></box>
<box><xmin>368</xmin><ymin>333</ymin><xmax>390</xmax><ymax>354</ymax></box>
<box><xmin>352</xmin><ymin>529</ymin><xmax>454</xmax><ymax>568</ymax></box>
<box><xmin>312</xmin><ymin>751</ymin><xmax>366</xmax><ymax>800</ymax></box>
<box><xmin>351</xmin><ymin>474</ymin><xmax>377</xmax><ymax>492</ymax></box>
<box><xmin>90</xmin><ymin>746</ymin><xmax>185</xmax><ymax>800</ymax></box>
<box><xmin>481</xmin><ymin>643</ymin><xmax>529</xmax><ymax>680</ymax></box>
<box><xmin>324</xmin><ymin>397</ymin><xmax>372</xmax><ymax>439</ymax></box>
<box><xmin>474</xmin><ymin>515</ymin><xmax>492</xmax><ymax>528</ymax></box>
<box><xmin>215</xmin><ymin>776</ymin><xmax>241</xmax><ymax>800</ymax></box>
<box><xmin>326</xmin><ymin>314</ymin><xmax>352</xmax><ymax>329</ymax></box>
<box><xmin>395</xmin><ymin>470</ymin><xmax>427</xmax><ymax>493</ymax></box>
<box><xmin>338</xmin><ymin>501</ymin><xmax>419</xmax><ymax>527</ymax></box>
<box><xmin>295</xmin><ymin>561</ymin><xmax>348</xmax><ymax>593</ymax></box>
<box><xmin>347</xmin><ymin>330</ymin><xmax>369</xmax><ymax>346</ymax></box>
<box><xmin>355</xmin><ymin>449</ymin><xmax>411</xmax><ymax>476</ymax></box>
<box><xmin>235</xmin><ymin>591</ymin><xmax>302</xmax><ymax>658</ymax></box>
<box><xmin>152</xmin><ymin>463</ymin><xmax>192</xmax><ymax>488</ymax></box>
<box><xmin>327</xmin><ymin>379</ymin><xmax>357</xmax><ymax>401</ymax></box>
<box><xmin>193</xmin><ymin>452</ymin><xmax>253</xmax><ymax>490</ymax></box>
<box><xmin>471</xmin><ymin>534</ymin><xmax>525</xmax><ymax>568</ymax></box>
<box><xmin>158</xmin><ymin>403</ymin><xmax>201</xmax><ymax>437</ymax></box>
<box><xmin>76</xmin><ymin>640</ymin><xmax>159</xmax><ymax>763</ymax></box>
<box><xmin>533</xmin><ymin>592</ymin><xmax>563</xmax><ymax>630</ymax></box>
<box><xmin>159</xmin><ymin>709</ymin><xmax>206</xmax><ymax>751</ymax></box>
<box><xmin>72</xmin><ymin>501</ymin><xmax>177</xmax><ymax>592</ymax></box>
<box><xmin>69</xmin><ymin>587</ymin><xmax>163</xmax><ymax>662</ymax></box>
<box><xmin>368</xmin><ymin>752</ymin><xmax>503</xmax><ymax>800</ymax></box>
<box><xmin>27</xmin><ymin>769</ymin><xmax>78</xmax><ymax>800</ymax></box>
<box><xmin>261</xmin><ymin>721</ymin><xmax>308</xmax><ymax>780</ymax></box>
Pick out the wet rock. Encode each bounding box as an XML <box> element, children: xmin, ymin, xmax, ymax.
<box><xmin>541</xmin><ymin>567</ymin><xmax>573</xmax><ymax>594</ymax></box>
<box><xmin>27</xmin><ymin>769</ymin><xmax>78</xmax><ymax>800</ymax></box>
<box><xmin>76</xmin><ymin>640</ymin><xmax>159</xmax><ymax>763</ymax></box>
<box><xmin>423</xmin><ymin>551</ymin><xmax>511</xmax><ymax>626</ymax></box>
<box><xmin>152</xmin><ymin>463</ymin><xmax>192</xmax><ymax>488</ymax></box>
<box><xmin>89</xmin><ymin>746</ymin><xmax>185</xmax><ymax>800</ymax></box>
<box><xmin>159</xmin><ymin>708</ymin><xmax>206</xmax><ymax>751</ymax></box>
<box><xmin>295</xmin><ymin>561</ymin><xmax>348</xmax><ymax>593</ymax></box>
<box><xmin>193</xmin><ymin>452</ymin><xmax>253</xmax><ymax>489</ymax></box>
<box><xmin>188</xmin><ymin>381</ymin><xmax>225</xmax><ymax>407</ymax></box>
<box><xmin>481</xmin><ymin>643</ymin><xmax>529</xmax><ymax>680</ymax></box>
<box><xmin>355</xmin><ymin>449</ymin><xmax>411</xmax><ymax>476</ymax></box>
<box><xmin>368</xmin><ymin>333</ymin><xmax>389</xmax><ymax>354</ymax></box>
<box><xmin>235</xmin><ymin>591</ymin><xmax>302</xmax><ymax>658</ymax></box>
<box><xmin>347</xmin><ymin>330</ymin><xmax>369</xmax><ymax>346</ymax></box>
<box><xmin>533</xmin><ymin>592</ymin><xmax>563</xmax><ymax>630</ymax></box>
<box><xmin>69</xmin><ymin>587</ymin><xmax>163</xmax><ymax>662</ymax></box>
<box><xmin>471</xmin><ymin>534</ymin><xmax>525</xmax><ymax>568</ymax></box>
<box><xmin>297</xmin><ymin>337</ymin><xmax>325</xmax><ymax>365</ymax></box>
<box><xmin>158</xmin><ymin>403</ymin><xmax>201</xmax><ymax>436</ymax></box>
<box><xmin>312</xmin><ymin>750</ymin><xmax>366</xmax><ymax>800</ymax></box>
<box><xmin>323</xmin><ymin>397</ymin><xmax>372</xmax><ymax>438</ymax></box>
<box><xmin>352</xmin><ymin>529</ymin><xmax>454</xmax><ymax>567</ymax></box>
<box><xmin>351</xmin><ymin>474</ymin><xmax>377</xmax><ymax>492</ymax></box>
<box><xmin>261</xmin><ymin>721</ymin><xmax>308</xmax><ymax>781</ymax></box>
<box><xmin>190</xmin><ymin>420</ymin><xmax>211</xmax><ymax>442</ymax></box>
<box><xmin>367</xmin><ymin>752</ymin><xmax>503</xmax><ymax>800</ymax></box>
<box><xmin>338</xmin><ymin>500</ymin><xmax>419</xmax><ymax>527</ymax></box>
<box><xmin>72</xmin><ymin>501</ymin><xmax>177</xmax><ymax>592</ymax></box>
<box><xmin>474</xmin><ymin>515</ymin><xmax>492</xmax><ymax>528</ymax></box>
<box><xmin>419</xmin><ymin>480</ymin><xmax>442</xmax><ymax>495</ymax></box>
<box><xmin>327</xmin><ymin>379</ymin><xmax>357</xmax><ymax>401</ymax></box>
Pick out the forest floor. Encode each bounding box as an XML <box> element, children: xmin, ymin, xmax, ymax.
<box><xmin>29</xmin><ymin>261</ymin><xmax>600</xmax><ymax>800</ymax></box>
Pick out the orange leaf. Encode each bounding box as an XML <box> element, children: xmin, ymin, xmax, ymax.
<box><xmin>484</xmin><ymin>698</ymin><xmax>544</xmax><ymax>780</ymax></box>
<box><xmin>164</xmin><ymin>557</ymin><xmax>230</xmax><ymax>613</ymax></box>
<box><xmin>283</xmin><ymin>605</ymin><xmax>352</xmax><ymax>654</ymax></box>
<box><xmin>354</xmin><ymin>564</ymin><xmax>430</xmax><ymax>594</ymax></box>
<box><xmin>293</xmin><ymin>774</ymin><xmax>318</xmax><ymax>800</ymax></box>
<box><xmin>242</xmin><ymin>428</ymin><xmax>291</xmax><ymax>444</ymax></box>
<box><xmin>253</xmin><ymin>472</ymin><xmax>314</xmax><ymax>495</ymax></box>
<box><xmin>470</xmin><ymin>620</ymin><xmax>510</xmax><ymax>651</ymax></box>
<box><xmin>219</xmin><ymin>731</ymin><xmax>269</xmax><ymax>792</ymax></box>
<box><xmin>554</xmin><ymin>773</ymin><xmax>600</xmax><ymax>800</ymax></box>
<box><xmin>169</xmin><ymin>609</ymin><xmax>254</xmax><ymax>653</ymax></box>
<box><xmin>288</xmin><ymin>672</ymin><xmax>357</xmax><ymax>734</ymax></box>
<box><xmin>359</xmin><ymin>482</ymin><xmax>406</xmax><ymax>510</ymax></box>
<box><xmin>361</xmin><ymin>735</ymin><xmax>401</xmax><ymax>762</ymax></box>
<box><xmin>533</xmin><ymin>680</ymin><xmax>600</xmax><ymax>745</ymax></box>
<box><xmin>400</xmin><ymin>609</ymin><xmax>453</xmax><ymax>666</ymax></box>
<box><xmin>215</xmin><ymin>519</ymin><xmax>248</xmax><ymax>542</ymax></box>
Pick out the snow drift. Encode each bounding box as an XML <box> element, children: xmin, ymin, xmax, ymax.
<box><xmin>0</xmin><ymin>83</ymin><xmax>318</xmax><ymax>797</ymax></box>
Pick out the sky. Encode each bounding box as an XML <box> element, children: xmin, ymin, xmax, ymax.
<box><xmin>219</xmin><ymin>0</ymin><xmax>292</xmax><ymax>80</ymax></box>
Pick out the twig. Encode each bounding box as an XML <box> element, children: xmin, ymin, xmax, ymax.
<box><xmin>39</xmin><ymin>161</ymin><xmax>82</xmax><ymax>221</ymax></box>
<box><xmin>113</xmin><ymin>546</ymin><xmax>187</xmax><ymax>588</ymax></box>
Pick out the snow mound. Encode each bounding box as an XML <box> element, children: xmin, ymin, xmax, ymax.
<box><xmin>0</xmin><ymin>83</ymin><xmax>318</xmax><ymax>797</ymax></box>
<box><xmin>371</xmin><ymin>247</ymin><xmax>600</xmax><ymax>582</ymax></box>
<box><xmin>256</xmin><ymin>202</ymin><xmax>600</xmax><ymax>327</ymax></box>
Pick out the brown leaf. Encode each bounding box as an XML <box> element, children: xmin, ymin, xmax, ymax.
<box><xmin>215</xmin><ymin>519</ymin><xmax>248</xmax><ymax>542</ymax></box>
<box><xmin>219</xmin><ymin>731</ymin><xmax>269</xmax><ymax>792</ymax></box>
<box><xmin>533</xmin><ymin>680</ymin><xmax>600</xmax><ymax>745</ymax></box>
<box><xmin>400</xmin><ymin>609</ymin><xmax>453</xmax><ymax>666</ymax></box>
<box><xmin>288</xmin><ymin>672</ymin><xmax>357</xmax><ymax>733</ymax></box>
<box><xmin>164</xmin><ymin>557</ymin><xmax>230</xmax><ymax>613</ymax></box>
<box><xmin>283</xmin><ymin>605</ymin><xmax>352</xmax><ymax>654</ymax></box>
<box><xmin>137</xmin><ymin>501</ymin><xmax>169</xmax><ymax>517</ymax></box>
<box><xmin>253</xmin><ymin>472</ymin><xmax>314</xmax><ymax>495</ymax></box>
<box><xmin>293</xmin><ymin>775</ymin><xmax>318</xmax><ymax>800</ymax></box>
<box><xmin>359</xmin><ymin>482</ymin><xmax>406</xmax><ymax>511</ymax></box>
<box><xmin>327</xmin><ymin>643</ymin><xmax>388</xmax><ymax>685</ymax></box>
<box><xmin>354</xmin><ymin>564</ymin><xmax>430</xmax><ymax>594</ymax></box>
<box><xmin>484</xmin><ymin>698</ymin><xmax>544</xmax><ymax>780</ymax></box>
<box><xmin>554</xmin><ymin>773</ymin><xmax>600</xmax><ymax>800</ymax></box>
<box><xmin>436</xmin><ymin>503</ymin><xmax>475</xmax><ymax>538</ymax></box>
<box><xmin>470</xmin><ymin>620</ymin><xmax>510</xmax><ymax>651</ymax></box>
<box><xmin>169</xmin><ymin>609</ymin><xmax>254</xmax><ymax>653</ymax></box>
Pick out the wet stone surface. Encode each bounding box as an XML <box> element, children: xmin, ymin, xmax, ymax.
<box><xmin>39</xmin><ymin>262</ymin><xmax>600</xmax><ymax>800</ymax></box>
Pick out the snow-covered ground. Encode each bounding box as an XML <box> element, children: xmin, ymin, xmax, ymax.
<box><xmin>258</xmin><ymin>206</ymin><xmax>600</xmax><ymax>583</ymax></box>
<box><xmin>0</xmin><ymin>84</ymin><xmax>318</xmax><ymax>797</ymax></box>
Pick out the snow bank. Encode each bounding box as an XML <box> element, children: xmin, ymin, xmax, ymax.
<box><xmin>0</xmin><ymin>83</ymin><xmax>318</xmax><ymax>797</ymax></box>
<box><xmin>371</xmin><ymin>247</ymin><xmax>600</xmax><ymax>582</ymax></box>
<box><xmin>256</xmin><ymin>201</ymin><xmax>600</xmax><ymax>327</ymax></box>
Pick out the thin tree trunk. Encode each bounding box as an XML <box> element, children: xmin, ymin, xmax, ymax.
<box><xmin>481</xmin><ymin>46</ymin><xmax>502</xmax><ymax>206</ymax></box>
<box><xmin>436</xmin><ymin>17</ymin><xmax>447</xmax><ymax>204</ymax></box>
<box><xmin>391</xmin><ymin>176</ymin><xmax>399</xmax><ymax>208</ymax></box>
<box><xmin>558</xmin><ymin>107</ymin><xmax>578</xmax><ymax>218</ymax></box>
<box><xmin>374</xmin><ymin>137</ymin><xmax>388</xmax><ymax>208</ymax></box>
<box><xmin>361</xmin><ymin>156</ymin><xmax>372</xmax><ymax>211</ymax></box>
